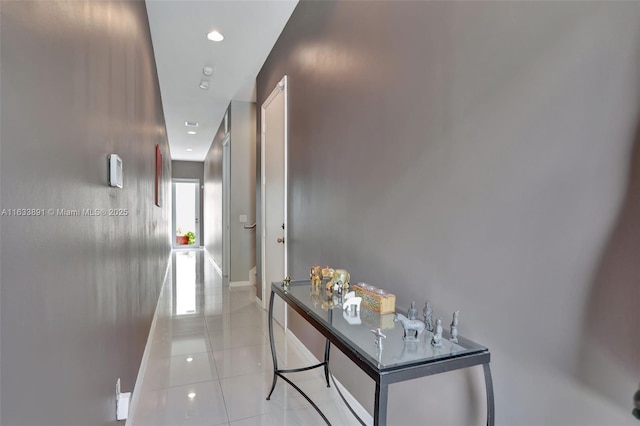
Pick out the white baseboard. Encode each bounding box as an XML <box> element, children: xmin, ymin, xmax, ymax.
<box><xmin>286</xmin><ymin>331</ymin><xmax>373</xmax><ymax>426</ymax></box>
<box><xmin>229</xmin><ymin>280</ymin><xmax>251</xmax><ymax>288</ymax></box>
<box><xmin>204</xmin><ymin>249</ymin><xmax>222</xmax><ymax>275</ymax></box>
<box><xmin>127</xmin><ymin>253</ymin><xmax>171</xmax><ymax>425</ymax></box>
<box><xmin>255</xmin><ymin>296</ymin><xmax>263</xmax><ymax>309</ymax></box>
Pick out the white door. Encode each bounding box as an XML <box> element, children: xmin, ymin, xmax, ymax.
<box><xmin>261</xmin><ymin>76</ymin><xmax>288</xmax><ymax>328</ymax></box>
<box><xmin>172</xmin><ymin>179</ymin><xmax>200</xmax><ymax>248</ymax></box>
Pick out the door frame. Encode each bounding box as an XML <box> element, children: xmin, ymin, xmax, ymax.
<box><xmin>172</xmin><ymin>178</ymin><xmax>201</xmax><ymax>248</ymax></box>
<box><xmin>260</xmin><ymin>76</ymin><xmax>288</xmax><ymax>312</ymax></box>
<box><xmin>222</xmin><ymin>132</ymin><xmax>231</xmax><ymax>278</ymax></box>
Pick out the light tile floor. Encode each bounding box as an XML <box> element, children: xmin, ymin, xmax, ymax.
<box><xmin>129</xmin><ymin>249</ymin><xmax>359</xmax><ymax>426</ymax></box>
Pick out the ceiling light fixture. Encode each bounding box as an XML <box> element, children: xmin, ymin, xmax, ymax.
<box><xmin>186</xmin><ymin>148</ymin><xmax>193</xmax><ymax>152</ymax></box>
<box><xmin>207</xmin><ymin>30</ymin><xmax>224</xmax><ymax>42</ymax></box>
<box><xmin>199</xmin><ymin>80</ymin><xmax>210</xmax><ymax>90</ymax></box>
<box><xmin>185</xmin><ymin>121</ymin><xmax>199</xmax><ymax>128</ymax></box>
<box><xmin>187</xmin><ymin>131</ymin><xmax>197</xmax><ymax>135</ymax></box>
<box><xmin>203</xmin><ymin>66</ymin><xmax>214</xmax><ymax>76</ymax></box>
<box><xmin>188</xmin><ymin>392</ymin><xmax>196</xmax><ymax>399</ymax></box>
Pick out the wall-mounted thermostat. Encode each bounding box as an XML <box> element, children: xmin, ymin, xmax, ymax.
<box><xmin>109</xmin><ymin>154</ymin><xmax>123</xmax><ymax>188</ymax></box>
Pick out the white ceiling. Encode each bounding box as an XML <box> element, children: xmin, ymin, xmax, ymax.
<box><xmin>146</xmin><ymin>0</ymin><xmax>298</xmax><ymax>161</ymax></box>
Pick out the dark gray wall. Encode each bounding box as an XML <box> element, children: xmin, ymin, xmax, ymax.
<box><xmin>257</xmin><ymin>1</ymin><xmax>640</xmax><ymax>424</ymax></box>
<box><xmin>172</xmin><ymin>160</ymin><xmax>205</xmax><ymax>241</ymax></box>
<box><xmin>0</xmin><ymin>2</ymin><xmax>171</xmax><ymax>425</ymax></box>
<box><xmin>204</xmin><ymin>109</ymin><xmax>227</xmax><ymax>269</ymax></box>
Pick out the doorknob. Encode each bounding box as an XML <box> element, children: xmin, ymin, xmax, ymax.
<box><xmin>277</xmin><ymin>237</ymin><xmax>285</xmax><ymax>244</ymax></box>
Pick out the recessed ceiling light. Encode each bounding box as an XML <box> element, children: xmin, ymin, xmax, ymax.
<box><xmin>203</xmin><ymin>66</ymin><xmax>214</xmax><ymax>76</ymax></box>
<box><xmin>187</xmin><ymin>392</ymin><xmax>196</xmax><ymax>399</ymax></box>
<box><xmin>187</xmin><ymin>131</ymin><xmax>197</xmax><ymax>135</ymax></box>
<box><xmin>207</xmin><ymin>30</ymin><xmax>224</xmax><ymax>42</ymax></box>
<box><xmin>185</xmin><ymin>121</ymin><xmax>199</xmax><ymax>128</ymax></box>
<box><xmin>186</xmin><ymin>357</ymin><xmax>193</xmax><ymax>362</ymax></box>
<box><xmin>199</xmin><ymin>80</ymin><xmax>209</xmax><ymax>90</ymax></box>
<box><xmin>186</xmin><ymin>148</ymin><xmax>193</xmax><ymax>152</ymax></box>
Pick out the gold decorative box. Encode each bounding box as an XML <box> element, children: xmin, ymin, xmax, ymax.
<box><xmin>353</xmin><ymin>283</ymin><xmax>396</xmax><ymax>314</ymax></box>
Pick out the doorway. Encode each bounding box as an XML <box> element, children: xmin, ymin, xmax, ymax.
<box><xmin>261</xmin><ymin>76</ymin><xmax>288</xmax><ymax>328</ymax></box>
<box><xmin>172</xmin><ymin>179</ymin><xmax>201</xmax><ymax>248</ymax></box>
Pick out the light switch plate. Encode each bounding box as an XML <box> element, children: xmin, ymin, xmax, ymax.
<box><xmin>109</xmin><ymin>154</ymin><xmax>123</xmax><ymax>188</ymax></box>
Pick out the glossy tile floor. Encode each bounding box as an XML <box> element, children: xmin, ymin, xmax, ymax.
<box><xmin>128</xmin><ymin>249</ymin><xmax>359</xmax><ymax>426</ymax></box>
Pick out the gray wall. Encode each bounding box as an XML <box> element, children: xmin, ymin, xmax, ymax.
<box><xmin>256</xmin><ymin>1</ymin><xmax>640</xmax><ymax>424</ymax></box>
<box><xmin>0</xmin><ymin>1</ymin><xmax>171</xmax><ymax>425</ymax></box>
<box><xmin>204</xmin><ymin>110</ymin><xmax>227</xmax><ymax>269</ymax></box>
<box><xmin>204</xmin><ymin>103</ymin><xmax>257</xmax><ymax>282</ymax></box>
<box><xmin>172</xmin><ymin>160</ymin><xmax>205</xmax><ymax>242</ymax></box>
<box><xmin>230</xmin><ymin>101</ymin><xmax>257</xmax><ymax>282</ymax></box>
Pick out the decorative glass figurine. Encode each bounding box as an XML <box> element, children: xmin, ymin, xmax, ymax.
<box><xmin>371</xmin><ymin>328</ymin><xmax>386</xmax><ymax>350</ymax></box>
<box><xmin>394</xmin><ymin>313</ymin><xmax>425</xmax><ymax>342</ymax></box>
<box><xmin>327</xmin><ymin>269</ymin><xmax>350</xmax><ymax>292</ymax></box>
<box><xmin>423</xmin><ymin>301</ymin><xmax>434</xmax><ymax>332</ymax></box>
<box><xmin>450</xmin><ymin>311</ymin><xmax>459</xmax><ymax>343</ymax></box>
<box><xmin>407</xmin><ymin>301</ymin><xmax>418</xmax><ymax>320</ymax></box>
<box><xmin>431</xmin><ymin>318</ymin><xmax>443</xmax><ymax>347</ymax></box>
<box><xmin>310</xmin><ymin>264</ymin><xmax>322</xmax><ymax>287</ymax></box>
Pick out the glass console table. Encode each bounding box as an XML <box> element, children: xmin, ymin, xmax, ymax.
<box><xmin>266</xmin><ymin>280</ymin><xmax>494</xmax><ymax>426</ymax></box>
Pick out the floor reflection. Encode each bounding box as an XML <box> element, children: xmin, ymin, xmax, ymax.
<box><xmin>129</xmin><ymin>249</ymin><xmax>359</xmax><ymax>426</ymax></box>
<box><xmin>173</xmin><ymin>250</ymin><xmax>200</xmax><ymax>315</ymax></box>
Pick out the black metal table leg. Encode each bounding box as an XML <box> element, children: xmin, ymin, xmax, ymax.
<box><xmin>483</xmin><ymin>363</ymin><xmax>495</xmax><ymax>426</ymax></box>
<box><xmin>265</xmin><ymin>288</ymin><xmax>331</xmax><ymax>425</ymax></box>
<box><xmin>266</xmin><ymin>290</ymin><xmax>278</xmax><ymax>400</ymax></box>
<box><xmin>374</xmin><ymin>382</ymin><xmax>388</xmax><ymax>426</ymax></box>
<box><xmin>324</xmin><ymin>338</ymin><xmax>331</xmax><ymax>388</ymax></box>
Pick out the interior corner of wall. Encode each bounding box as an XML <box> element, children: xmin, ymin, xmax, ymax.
<box><xmin>249</xmin><ymin>266</ymin><xmax>257</xmax><ymax>285</ymax></box>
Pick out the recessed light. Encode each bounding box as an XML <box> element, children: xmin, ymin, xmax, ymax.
<box><xmin>187</xmin><ymin>131</ymin><xmax>196</xmax><ymax>135</ymax></box>
<box><xmin>186</xmin><ymin>148</ymin><xmax>193</xmax><ymax>152</ymax></box>
<box><xmin>203</xmin><ymin>66</ymin><xmax>214</xmax><ymax>76</ymax></box>
<box><xmin>199</xmin><ymin>80</ymin><xmax>209</xmax><ymax>90</ymax></box>
<box><xmin>185</xmin><ymin>121</ymin><xmax>199</xmax><ymax>128</ymax></box>
<box><xmin>186</xmin><ymin>357</ymin><xmax>193</xmax><ymax>362</ymax></box>
<box><xmin>207</xmin><ymin>30</ymin><xmax>224</xmax><ymax>42</ymax></box>
<box><xmin>187</xmin><ymin>392</ymin><xmax>196</xmax><ymax>399</ymax></box>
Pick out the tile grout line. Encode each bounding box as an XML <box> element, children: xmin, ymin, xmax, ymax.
<box><xmin>206</xmin><ymin>265</ymin><xmax>233</xmax><ymax>425</ymax></box>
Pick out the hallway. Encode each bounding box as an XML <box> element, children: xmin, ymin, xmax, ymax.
<box><xmin>128</xmin><ymin>250</ymin><xmax>358</xmax><ymax>426</ymax></box>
